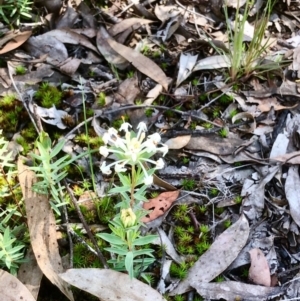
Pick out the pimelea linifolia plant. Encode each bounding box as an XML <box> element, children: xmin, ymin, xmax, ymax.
<box><xmin>97</xmin><ymin>122</ymin><xmax>168</xmax><ymax>279</ymax></box>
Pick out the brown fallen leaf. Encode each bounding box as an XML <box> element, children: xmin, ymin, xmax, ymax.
<box><xmin>170</xmin><ymin>214</ymin><xmax>249</xmax><ymax>295</ymax></box>
<box><xmin>108</xmin><ymin>18</ymin><xmax>154</xmax><ymax>36</ymax></box>
<box><xmin>17</xmin><ymin>157</ymin><xmax>74</xmax><ymax>301</ymax></box>
<box><xmin>191</xmin><ymin>281</ymin><xmax>282</xmax><ymax>301</ymax></box>
<box><xmin>0</xmin><ymin>269</ymin><xmax>36</xmax><ymax>301</ymax></box>
<box><xmin>59</xmin><ymin>268</ymin><xmax>167</xmax><ymax>301</ymax></box>
<box><xmin>246</xmin><ymin>96</ymin><xmax>297</xmax><ymax>112</ymax></box>
<box><xmin>0</xmin><ymin>31</ymin><xmax>32</xmax><ymax>54</ymax></box>
<box><xmin>165</xmin><ymin>135</ymin><xmax>191</xmax><ymax>149</ymax></box>
<box><xmin>106</xmin><ymin>32</ymin><xmax>169</xmax><ymax>90</ymax></box>
<box><xmin>248</xmin><ymin>248</ymin><xmax>271</xmax><ymax>287</ymax></box>
<box><xmin>17</xmin><ymin>246</ymin><xmax>43</xmax><ymax>299</ymax></box>
<box><xmin>142</xmin><ymin>190</ymin><xmax>180</xmax><ymax>223</ymax></box>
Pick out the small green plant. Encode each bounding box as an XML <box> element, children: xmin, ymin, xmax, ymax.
<box><xmin>223</xmin><ymin>0</ymin><xmax>277</xmax><ymax>80</ymax></box>
<box><xmin>174</xmin><ymin>295</ymin><xmax>185</xmax><ymax>301</ymax></box>
<box><xmin>97</xmin><ymin>92</ymin><xmax>106</xmax><ymax>107</ymax></box>
<box><xmin>215</xmin><ymin>275</ymin><xmax>225</xmax><ymax>282</ymax></box>
<box><xmin>234</xmin><ymin>195</ymin><xmax>243</xmax><ymax>204</ymax></box>
<box><xmin>145</xmin><ymin>108</ymin><xmax>154</xmax><ymax>117</ymax></box>
<box><xmin>29</xmin><ymin>132</ymin><xmax>87</xmax><ymax>215</ymax></box>
<box><xmin>200</xmin><ymin>224</ymin><xmax>209</xmax><ymax>234</ymax></box>
<box><xmin>126</xmin><ymin>70</ymin><xmax>135</xmax><ymax>78</ymax></box>
<box><xmin>181</xmin><ymin>178</ymin><xmax>196</xmax><ymax>190</ymax></box>
<box><xmin>196</xmin><ymin>240</ymin><xmax>211</xmax><ymax>255</ymax></box>
<box><xmin>35</xmin><ymin>83</ymin><xmax>62</xmax><ymax>108</ymax></box>
<box><xmin>15</xmin><ymin>65</ymin><xmax>26</xmax><ymax>75</ymax></box>
<box><xmin>209</xmin><ymin>187</ymin><xmax>219</xmax><ymax>197</ymax></box>
<box><xmin>219</xmin><ymin>128</ymin><xmax>228</xmax><ymax>138</ymax></box>
<box><xmin>0</xmin><ymin>0</ymin><xmax>33</xmax><ymax>26</ymax></box>
<box><xmin>202</xmin><ymin>122</ymin><xmax>213</xmax><ymax>129</ymax></box>
<box><xmin>170</xmin><ymin>262</ymin><xmax>188</xmax><ymax>279</ymax></box>
<box><xmin>229</xmin><ymin>109</ymin><xmax>238</xmax><ymax>118</ymax></box>
<box><xmin>97</xmin><ymin>122</ymin><xmax>168</xmax><ymax>279</ymax></box>
<box><xmin>0</xmin><ymin>130</ymin><xmax>26</xmax><ymax>274</ymax></box>
<box><xmin>224</xmin><ymin>220</ymin><xmax>232</xmax><ymax>228</ymax></box>
<box><xmin>0</xmin><ymin>94</ymin><xmax>16</xmax><ymax>108</ymax></box>
<box><xmin>192</xmin><ymin>78</ymin><xmax>199</xmax><ymax>86</ymax></box>
<box><xmin>181</xmin><ymin>157</ymin><xmax>190</xmax><ymax>164</ymax></box>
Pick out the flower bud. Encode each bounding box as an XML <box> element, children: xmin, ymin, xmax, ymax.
<box><xmin>121</xmin><ymin>208</ymin><xmax>136</xmax><ymax>227</ymax></box>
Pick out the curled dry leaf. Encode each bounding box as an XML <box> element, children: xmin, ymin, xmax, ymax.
<box><xmin>0</xmin><ymin>269</ymin><xmax>36</xmax><ymax>301</ymax></box>
<box><xmin>170</xmin><ymin>214</ymin><xmax>249</xmax><ymax>295</ymax></box>
<box><xmin>142</xmin><ymin>190</ymin><xmax>180</xmax><ymax>223</ymax></box>
<box><xmin>248</xmin><ymin>248</ymin><xmax>271</xmax><ymax>287</ymax></box>
<box><xmin>59</xmin><ymin>268</ymin><xmax>167</xmax><ymax>301</ymax></box>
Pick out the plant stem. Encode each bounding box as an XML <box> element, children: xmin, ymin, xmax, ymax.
<box><xmin>130</xmin><ymin>166</ymin><xmax>136</xmax><ymax>208</ymax></box>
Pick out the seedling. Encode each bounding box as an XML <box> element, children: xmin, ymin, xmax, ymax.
<box><xmin>219</xmin><ymin>128</ymin><xmax>228</xmax><ymax>138</ymax></box>
<box><xmin>126</xmin><ymin>70</ymin><xmax>135</xmax><ymax>78</ymax></box>
<box><xmin>97</xmin><ymin>92</ymin><xmax>106</xmax><ymax>107</ymax></box>
<box><xmin>181</xmin><ymin>178</ymin><xmax>196</xmax><ymax>190</ymax></box>
<box><xmin>234</xmin><ymin>195</ymin><xmax>243</xmax><ymax>204</ymax></box>
<box><xmin>15</xmin><ymin>65</ymin><xmax>26</xmax><ymax>75</ymax></box>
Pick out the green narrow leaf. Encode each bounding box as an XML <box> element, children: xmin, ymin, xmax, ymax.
<box><xmin>125</xmin><ymin>251</ymin><xmax>134</xmax><ymax>279</ymax></box>
<box><xmin>97</xmin><ymin>233</ymin><xmax>125</xmax><ymax>245</ymax></box>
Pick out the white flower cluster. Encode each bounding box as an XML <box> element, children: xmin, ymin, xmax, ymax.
<box><xmin>99</xmin><ymin>122</ymin><xmax>168</xmax><ymax>185</ymax></box>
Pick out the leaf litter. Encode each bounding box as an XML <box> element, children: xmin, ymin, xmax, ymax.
<box><xmin>1</xmin><ymin>0</ymin><xmax>300</xmax><ymax>300</ymax></box>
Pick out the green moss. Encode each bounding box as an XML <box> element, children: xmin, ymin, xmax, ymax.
<box><xmin>15</xmin><ymin>65</ymin><xmax>26</xmax><ymax>75</ymax></box>
<box><xmin>35</xmin><ymin>83</ymin><xmax>62</xmax><ymax>108</ymax></box>
<box><xmin>97</xmin><ymin>92</ymin><xmax>106</xmax><ymax>106</ymax></box>
<box><xmin>219</xmin><ymin>128</ymin><xmax>228</xmax><ymax>138</ymax></box>
<box><xmin>170</xmin><ymin>262</ymin><xmax>188</xmax><ymax>279</ymax></box>
<box><xmin>181</xmin><ymin>178</ymin><xmax>196</xmax><ymax>190</ymax></box>
<box><xmin>0</xmin><ymin>94</ymin><xmax>16</xmax><ymax>108</ymax></box>
<box><xmin>16</xmin><ymin>136</ymin><xmax>31</xmax><ymax>155</ymax></box>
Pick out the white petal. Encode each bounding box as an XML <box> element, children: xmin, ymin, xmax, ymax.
<box><xmin>144</xmin><ymin>175</ymin><xmax>153</xmax><ymax>185</ymax></box>
<box><xmin>148</xmin><ymin>132</ymin><xmax>161</xmax><ymax>144</ymax></box>
<box><xmin>115</xmin><ymin>162</ymin><xmax>127</xmax><ymax>173</ymax></box>
<box><xmin>158</xmin><ymin>145</ymin><xmax>168</xmax><ymax>156</ymax></box>
<box><xmin>102</xmin><ymin>133</ymin><xmax>110</xmax><ymax>145</ymax></box>
<box><xmin>100</xmin><ymin>161</ymin><xmax>112</xmax><ymax>175</ymax></box>
<box><xmin>99</xmin><ymin>146</ymin><xmax>109</xmax><ymax>157</ymax></box>
<box><xmin>137</xmin><ymin>122</ymin><xmax>147</xmax><ymax>132</ymax></box>
<box><xmin>108</xmin><ymin>127</ymin><xmax>118</xmax><ymax>136</ymax></box>
<box><xmin>156</xmin><ymin>158</ymin><xmax>164</xmax><ymax>169</ymax></box>
<box><xmin>119</xmin><ymin>122</ymin><xmax>132</xmax><ymax>133</ymax></box>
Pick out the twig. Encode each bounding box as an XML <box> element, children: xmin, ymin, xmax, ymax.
<box><xmin>64</xmin><ymin>180</ymin><xmax>109</xmax><ymax>269</ymax></box>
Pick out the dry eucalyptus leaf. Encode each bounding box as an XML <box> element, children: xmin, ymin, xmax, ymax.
<box><xmin>248</xmin><ymin>248</ymin><xmax>271</xmax><ymax>287</ymax></box>
<box><xmin>191</xmin><ymin>281</ymin><xmax>282</xmax><ymax>301</ymax></box>
<box><xmin>59</xmin><ymin>268</ymin><xmax>166</xmax><ymax>301</ymax></box>
<box><xmin>17</xmin><ymin>247</ymin><xmax>43</xmax><ymax>299</ymax></box>
<box><xmin>170</xmin><ymin>215</ymin><xmax>249</xmax><ymax>295</ymax></box>
<box><xmin>0</xmin><ymin>269</ymin><xmax>36</xmax><ymax>301</ymax></box>
<box><xmin>17</xmin><ymin>158</ymin><xmax>74</xmax><ymax>301</ymax></box>
<box><xmin>106</xmin><ymin>35</ymin><xmax>169</xmax><ymax>90</ymax></box>
<box><xmin>164</xmin><ymin>135</ymin><xmax>191</xmax><ymax>149</ymax></box>
<box><xmin>142</xmin><ymin>190</ymin><xmax>180</xmax><ymax>223</ymax></box>
<box><xmin>44</xmin><ymin>29</ymin><xmax>99</xmax><ymax>53</ymax></box>
<box><xmin>176</xmin><ymin>53</ymin><xmax>198</xmax><ymax>87</ymax></box>
<box><xmin>193</xmin><ymin>55</ymin><xmax>231</xmax><ymax>71</ymax></box>
<box><xmin>285</xmin><ymin>166</ymin><xmax>300</xmax><ymax>228</ymax></box>
<box><xmin>0</xmin><ymin>31</ymin><xmax>32</xmax><ymax>54</ymax></box>
<box><xmin>24</xmin><ymin>35</ymin><xmax>68</xmax><ymax>66</ymax></box>
<box><xmin>271</xmin><ymin>151</ymin><xmax>300</xmax><ymax>164</ymax></box>
<box><xmin>108</xmin><ymin>18</ymin><xmax>154</xmax><ymax>36</ymax></box>
<box><xmin>96</xmin><ymin>26</ymin><xmax>129</xmax><ymax>70</ymax></box>
<box><xmin>246</xmin><ymin>96</ymin><xmax>297</xmax><ymax>112</ymax></box>
<box><xmin>186</xmin><ymin>135</ymin><xmax>244</xmax><ymax>155</ymax></box>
